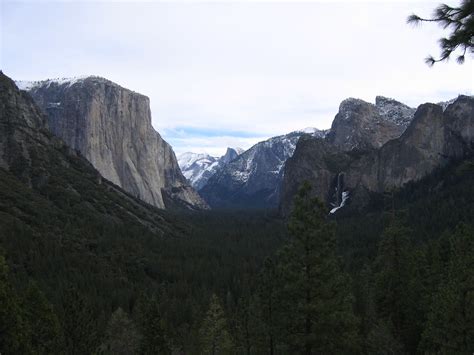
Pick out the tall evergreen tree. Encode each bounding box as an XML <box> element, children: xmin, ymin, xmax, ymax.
<box><xmin>140</xmin><ymin>296</ymin><xmax>171</xmax><ymax>354</ymax></box>
<box><xmin>23</xmin><ymin>281</ymin><xmax>62</xmax><ymax>354</ymax></box>
<box><xmin>257</xmin><ymin>257</ymin><xmax>281</xmax><ymax>355</ymax></box>
<box><xmin>102</xmin><ymin>307</ymin><xmax>141</xmax><ymax>355</ymax></box>
<box><xmin>0</xmin><ymin>254</ymin><xmax>31</xmax><ymax>354</ymax></box>
<box><xmin>420</xmin><ymin>224</ymin><xmax>474</xmax><ymax>353</ymax></box>
<box><xmin>235</xmin><ymin>292</ymin><xmax>265</xmax><ymax>355</ymax></box>
<box><xmin>199</xmin><ymin>293</ymin><xmax>234</xmax><ymax>355</ymax></box>
<box><xmin>61</xmin><ymin>286</ymin><xmax>98</xmax><ymax>355</ymax></box>
<box><xmin>373</xmin><ymin>220</ymin><xmax>424</xmax><ymax>352</ymax></box>
<box><xmin>277</xmin><ymin>181</ymin><xmax>359</xmax><ymax>354</ymax></box>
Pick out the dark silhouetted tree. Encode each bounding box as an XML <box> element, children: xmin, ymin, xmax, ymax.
<box><xmin>199</xmin><ymin>293</ymin><xmax>234</xmax><ymax>354</ymax></box>
<box><xmin>140</xmin><ymin>296</ymin><xmax>171</xmax><ymax>354</ymax></box>
<box><xmin>61</xmin><ymin>287</ymin><xmax>98</xmax><ymax>355</ymax></box>
<box><xmin>258</xmin><ymin>257</ymin><xmax>282</xmax><ymax>355</ymax></box>
<box><xmin>0</xmin><ymin>255</ymin><xmax>31</xmax><ymax>354</ymax></box>
<box><xmin>277</xmin><ymin>182</ymin><xmax>359</xmax><ymax>354</ymax></box>
<box><xmin>23</xmin><ymin>281</ymin><xmax>62</xmax><ymax>354</ymax></box>
<box><xmin>407</xmin><ymin>0</ymin><xmax>474</xmax><ymax>65</ymax></box>
<box><xmin>419</xmin><ymin>224</ymin><xmax>474</xmax><ymax>353</ymax></box>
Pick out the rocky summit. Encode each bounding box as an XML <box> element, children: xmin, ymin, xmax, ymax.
<box><xmin>17</xmin><ymin>76</ymin><xmax>207</xmax><ymax>210</ymax></box>
<box><xmin>325</xmin><ymin>96</ymin><xmax>415</xmax><ymax>152</ymax></box>
<box><xmin>280</xmin><ymin>95</ymin><xmax>474</xmax><ymax>215</ymax></box>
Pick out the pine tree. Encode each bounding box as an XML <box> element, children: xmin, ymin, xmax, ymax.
<box><xmin>258</xmin><ymin>257</ymin><xmax>281</xmax><ymax>355</ymax></box>
<box><xmin>199</xmin><ymin>293</ymin><xmax>234</xmax><ymax>354</ymax></box>
<box><xmin>373</xmin><ymin>220</ymin><xmax>424</xmax><ymax>352</ymax></box>
<box><xmin>102</xmin><ymin>307</ymin><xmax>141</xmax><ymax>355</ymax></box>
<box><xmin>277</xmin><ymin>181</ymin><xmax>359</xmax><ymax>354</ymax></box>
<box><xmin>0</xmin><ymin>254</ymin><xmax>31</xmax><ymax>354</ymax></box>
<box><xmin>235</xmin><ymin>293</ymin><xmax>265</xmax><ymax>355</ymax></box>
<box><xmin>61</xmin><ymin>286</ymin><xmax>98</xmax><ymax>355</ymax></box>
<box><xmin>23</xmin><ymin>281</ymin><xmax>62</xmax><ymax>354</ymax></box>
<box><xmin>419</xmin><ymin>224</ymin><xmax>474</xmax><ymax>353</ymax></box>
<box><xmin>407</xmin><ymin>0</ymin><xmax>474</xmax><ymax>65</ymax></box>
<box><xmin>140</xmin><ymin>296</ymin><xmax>171</xmax><ymax>354</ymax></box>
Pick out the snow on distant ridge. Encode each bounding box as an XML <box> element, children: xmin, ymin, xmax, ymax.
<box><xmin>295</xmin><ymin>127</ymin><xmax>327</xmax><ymax>138</ymax></box>
<box><xmin>15</xmin><ymin>76</ymin><xmax>99</xmax><ymax>91</ymax></box>
<box><xmin>437</xmin><ymin>96</ymin><xmax>468</xmax><ymax>111</ymax></box>
<box><xmin>178</xmin><ymin>148</ymin><xmax>244</xmax><ymax>190</ymax></box>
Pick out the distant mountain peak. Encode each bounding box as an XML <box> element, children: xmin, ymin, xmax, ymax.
<box><xmin>178</xmin><ymin>147</ymin><xmax>244</xmax><ymax>190</ymax></box>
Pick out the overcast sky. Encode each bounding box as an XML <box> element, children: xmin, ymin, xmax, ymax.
<box><xmin>2</xmin><ymin>0</ymin><xmax>472</xmax><ymax>156</ymax></box>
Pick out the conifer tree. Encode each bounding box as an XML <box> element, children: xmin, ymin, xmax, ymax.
<box><xmin>258</xmin><ymin>257</ymin><xmax>281</xmax><ymax>355</ymax></box>
<box><xmin>61</xmin><ymin>286</ymin><xmax>98</xmax><ymax>355</ymax></box>
<box><xmin>199</xmin><ymin>293</ymin><xmax>234</xmax><ymax>354</ymax></box>
<box><xmin>235</xmin><ymin>293</ymin><xmax>265</xmax><ymax>355</ymax></box>
<box><xmin>407</xmin><ymin>0</ymin><xmax>474</xmax><ymax>65</ymax></box>
<box><xmin>420</xmin><ymin>224</ymin><xmax>474</xmax><ymax>352</ymax></box>
<box><xmin>140</xmin><ymin>296</ymin><xmax>171</xmax><ymax>354</ymax></box>
<box><xmin>23</xmin><ymin>281</ymin><xmax>62</xmax><ymax>354</ymax></box>
<box><xmin>0</xmin><ymin>255</ymin><xmax>31</xmax><ymax>354</ymax></box>
<box><xmin>277</xmin><ymin>181</ymin><xmax>359</xmax><ymax>354</ymax></box>
<box><xmin>373</xmin><ymin>220</ymin><xmax>423</xmax><ymax>352</ymax></box>
<box><xmin>102</xmin><ymin>307</ymin><xmax>141</xmax><ymax>355</ymax></box>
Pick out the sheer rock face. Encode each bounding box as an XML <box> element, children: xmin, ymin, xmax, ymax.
<box><xmin>325</xmin><ymin>97</ymin><xmax>414</xmax><ymax>152</ymax></box>
<box><xmin>20</xmin><ymin>77</ymin><xmax>207</xmax><ymax>210</ymax></box>
<box><xmin>280</xmin><ymin>96</ymin><xmax>474</xmax><ymax>215</ymax></box>
<box><xmin>0</xmin><ymin>71</ymin><xmax>182</xmax><ymax>233</ymax></box>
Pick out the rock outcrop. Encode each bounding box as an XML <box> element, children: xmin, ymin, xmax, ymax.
<box><xmin>280</xmin><ymin>96</ymin><xmax>474</xmax><ymax>215</ymax></box>
<box><xmin>325</xmin><ymin>96</ymin><xmax>414</xmax><ymax>152</ymax></box>
<box><xmin>17</xmin><ymin>76</ymin><xmax>207</xmax><ymax>210</ymax></box>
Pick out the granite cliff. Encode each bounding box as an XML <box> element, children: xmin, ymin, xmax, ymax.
<box><xmin>17</xmin><ymin>76</ymin><xmax>207</xmax><ymax>210</ymax></box>
<box><xmin>325</xmin><ymin>96</ymin><xmax>415</xmax><ymax>151</ymax></box>
<box><xmin>280</xmin><ymin>96</ymin><xmax>474</xmax><ymax>215</ymax></box>
<box><xmin>0</xmin><ymin>71</ymin><xmax>182</xmax><ymax>231</ymax></box>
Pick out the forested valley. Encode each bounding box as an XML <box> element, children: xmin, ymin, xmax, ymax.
<box><xmin>1</xmin><ymin>156</ymin><xmax>473</xmax><ymax>354</ymax></box>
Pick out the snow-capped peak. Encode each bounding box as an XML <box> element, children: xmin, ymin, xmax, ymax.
<box><xmin>178</xmin><ymin>147</ymin><xmax>245</xmax><ymax>190</ymax></box>
<box><xmin>178</xmin><ymin>152</ymin><xmax>215</xmax><ymax>171</ymax></box>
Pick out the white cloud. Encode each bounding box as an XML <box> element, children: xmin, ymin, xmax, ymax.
<box><xmin>169</xmin><ymin>135</ymin><xmax>267</xmax><ymax>157</ymax></box>
<box><xmin>2</xmin><ymin>1</ymin><xmax>472</xmax><ymax>156</ymax></box>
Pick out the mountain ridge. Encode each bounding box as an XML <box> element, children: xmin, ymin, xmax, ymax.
<box><xmin>280</xmin><ymin>95</ymin><xmax>474</xmax><ymax>215</ymax></box>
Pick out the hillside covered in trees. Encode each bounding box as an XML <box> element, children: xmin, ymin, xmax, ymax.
<box><xmin>2</xmin><ymin>151</ymin><xmax>473</xmax><ymax>353</ymax></box>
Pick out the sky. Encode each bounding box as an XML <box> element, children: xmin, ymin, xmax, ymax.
<box><xmin>1</xmin><ymin>0</ymin><xmax>473</xmax><ymax>157</ymax></box>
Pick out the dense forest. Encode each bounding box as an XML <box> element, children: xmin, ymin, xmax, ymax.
<box><xmin>1</xmin><ymin>154</ymin><xmax>473</xmax><ymax>353</ymax></box>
